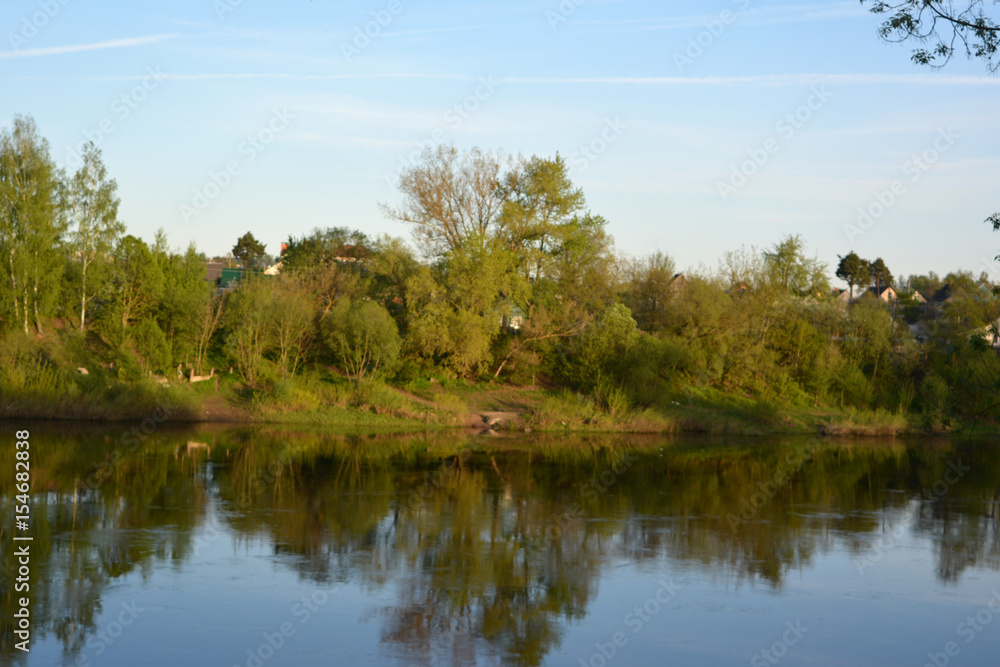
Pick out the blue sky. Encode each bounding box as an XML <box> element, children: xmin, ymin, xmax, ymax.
<box><xmin>2</xmin><ymin>0</ymin><xmax>998</xmax><ymax>285</ymax></box>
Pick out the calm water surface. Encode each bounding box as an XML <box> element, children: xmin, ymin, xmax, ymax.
<box><xmin>2</xmin><ymin>424</ymin><xmax>1000</xmax><ymax>666</ymax></box>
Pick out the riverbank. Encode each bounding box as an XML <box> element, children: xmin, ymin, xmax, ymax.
<box><xmin>2</xmin><ymin>369</ymin><xmax>986</xmax><ymax>439</ymax></box>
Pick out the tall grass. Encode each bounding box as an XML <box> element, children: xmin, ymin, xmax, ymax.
<box><xmin>528</xmin><ymin>390</ymin><xmax>673</xmax><ymax>432</ymax></box>
<box><xmin>0</xmin><ymin>333</ymin><xmax>196</xmax><ymax>421</ymax></box>
<box><xmin>823</xmin><ymin>408</ymin><xmax>910</xmax><ymax>437</ymax></box>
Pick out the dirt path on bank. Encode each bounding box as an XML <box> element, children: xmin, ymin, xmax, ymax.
<box><xmin>193</xmin><ymin>395</ymin><xmax>254</xmax><ymax>422</ymax></box>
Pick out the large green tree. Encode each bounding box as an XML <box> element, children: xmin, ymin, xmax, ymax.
<box><xmin>154</xmin><ymin>237</ymin><xmax>212</xmax><ymax>364</ymax></box>
<box><xmin>836</xmin><ymin>252</ymin><xmax>871</xmax><ymax>298</ymax></box>
<box><xmin>404</xmin><ymin>240</ymin><xmax>524</xmax><ymax>376</ymax></box>
<box><xmin>870</xmin><ymin>257</ymin><xmax>893</xmax><ymax>295</ymax></box>
<box><xmin>65</xmin><ymin>142</ymin><xmax>124</xmax><ymax>331</ymax></box>
<box><xmin>224</xmin><ymin>278</ymin><xmax>274</xmax><ymax>387</ymax></box>
<box><xmin>232</xmin><ymin>231</ymin><xmax>267</xmax><ymax>269</ymax></box>
<box><xmin>763</xmin><ymin>234</ymin><xmax>829</xmax><ymax>296</ymax></box>
<box><xmin>103</xmin><ymin>235</ymin><xmax>164</xmax><ymax>343</ymax></box>
<box><xmin>269</xmin><ymin>273</ymin><xmax>315</xmax><ymax>378</ymax></box>
<box><xmin>623</xmin><ymin>251</ymin><xmax>678</xmax><ymax>332</ymax></box>
<box><xmin>281</xmin><ymin>227</ymin><xmax>370</xmax><ymax>270</ymax></box>
<box><xmin>861</xmin><ymin>1</ymin><xmax>1000</xmax><ymax>72</ymax></box>
<box><xmin>0</xmin><ymin>115</ymin><xmax>65</xmax><ymax>334</ymax></box>
<box><xmin>498</xmin><ymin>153</ymin><xmax>586</xmax><ymax>282</ymax></box>
<box><xmin>381</xmin><ymin>145</ymin><xmax>510</xmax><ymax>257</ymax></box>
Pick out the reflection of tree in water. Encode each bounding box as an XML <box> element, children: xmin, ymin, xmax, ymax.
<box><xmin>909</xmin><ymin>447</ymin><xmax>1000</xmax><ymax>583</ymax></box>
<box><xmin>376</xmin><ymin>460</ymin><xmax>601</xmax><ymax>666</ymax></box>
<box><xmin>218</xmin><ymin>436</ymin><xmax>602</xmax><ymax>665</ymax></box>
<box><xmin>215</xmin><ymin>433</ymin><xmax>1000</xmax><ymax>664</ymax></box>
<box><xmin>0</xmin><ymin>426</ymin><xmax>210</xmax><ymax>663</ymax></box>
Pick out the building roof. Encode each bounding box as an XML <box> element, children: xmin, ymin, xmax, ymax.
<box><xmin>931</xmin><ymin>283</ymin><xmax>953</xmax><ymax>303</ymax></box>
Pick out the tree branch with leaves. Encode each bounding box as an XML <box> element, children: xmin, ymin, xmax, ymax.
<box><xmin>862</xmin><ymin>1</ymin><xmax>1000</xmax><ymax>72</ymax></box>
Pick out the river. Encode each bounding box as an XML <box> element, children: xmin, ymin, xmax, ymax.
<box><xmin>2</xmin><ymin>423</ymin><xmax>999</xmax><ymax>666</ymax></box>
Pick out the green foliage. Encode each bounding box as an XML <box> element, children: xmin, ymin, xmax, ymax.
<box><xmin>403</xmin><ymin>248</ymin><xmax>511</xmax><ymax>377</ymax></box>
<box><xmin>156</xmin><ymin>241</ymin><xmax>211</xmax><ymax>363</ymax></box>
<box><xmin>65</xmin><ymin>142</ymin><xmax>124</xmax><ymax>331</ymax></box>
<box><xmin>224</xmin><ymin>278</ymin><xmax>274</xmax><ymax>387</ymax></box>
<box><xmin>841</xmin><ymin>298</ymin><xmax>894</xmax><ymax>385</ymax></box>
<box><xmin>869</xmin><ymin>257</ymin><xmax>893</xmax><ymax>294</ymax></box>
<box><xmin>130</xmin><ymin>318</ymin><xmax>171</xmax><ymax>375</ymax></box>
<box><xmin>232</xmin><ymin>231</ymin><xmax>267</xmax><ymax>269</ymax></box>
<box><xmin>834</xmin><ymin>363</ymin><xmax>873</xmax><ymax>407</ymax></box>
<box><xmin>268</xmin><ymin>273</ymin><xmax>315</xmax><ymax>378</ymax></box>
<box><xmin>0</xmin><ymin>117</ymin><xmax>996</xmax><ymax>434</ymax></box>
<box><xmin>623</xmin><ymin>251</ymin><xmax>678</xmax><ymax>332</ymax></box>
<box><xmin>558</xmin><ymin>303</ymin><xmax>637</xmax><ymax>391</ymax></box>
<box><xmin>861</xmin><ymin>0</ymin><xmax>1000</xmax><ymax>73</ymax></box>
<box><xmin>763</xmin><ymin>234</ymin><xmax>828</xmax><ymax>296</ymax></box>
<box><xmin>381</xmin><ymin>144</ymin><xmax>509</xmax><ymax>256</ymax></box>
<box><xmin>322</xmin><ymin>297</ymin><xmax>402</xmax><ymax>381</ymax></box>
<box><xmin>657</xmin><ymin>276</ymin><xmax>731</xmax><ymax>382</ymax></box>
<box><xmin>0</xmin><ymin>115</ymin><xmax>65</xmax><ymax>334</ymax></box>
<box><xmin>281</xmin><ymin>227</ymin><xmax>370</xmax><ymax>270</ymax></box>
<box><xmin>100</xmin><ymin>235</ymin><xmax>164</xmax><ymax>346</ymax></box>
<box><xmin>918</xmin><ymin>373</ymin><xmax>950</xmax><ymax>425</ymax></box>
<box><xmin>836</xmin><ymin>251</ymin><xmax>870</xmax><ymax>298</ymax></box>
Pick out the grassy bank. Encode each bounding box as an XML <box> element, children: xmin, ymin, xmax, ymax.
<box><xmin>0</xmin><ymin>368</ymin><xmax>200</xmax><ymax>421</ymax></box>
<box><xmin>2</xmin><ymin>355</ymin><xmax>987</xmax><ymax>439</ymax></box>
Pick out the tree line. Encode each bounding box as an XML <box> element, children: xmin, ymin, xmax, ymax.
<box><xmin>2</xmin><ymin>116</ymin><xmax>999</xmax><ymax>427</ymax></box>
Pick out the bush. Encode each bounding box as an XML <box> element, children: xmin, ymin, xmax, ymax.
<box><xmin>918</xmin><ymin>373</ymin><xmax>950</xmax><ymax>427</ymax></box>
<box><xmin>322</xmin><ymin>298</ymin><xmax>402</xmax><ymax>380</ymax></box>
<box><xmin>834</xmin><ymin>363</ymin><xmax>872</xmax><ymax>407</ymax></box>
<box><xmin>131</xmin><ymin>319</ymin><xmax>171</xmax><ymax>375</ymax></box>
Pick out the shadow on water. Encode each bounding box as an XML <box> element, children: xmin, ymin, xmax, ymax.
<box><xmin>1</xmin><ymin>422</ymin><xmax>999</xmax><ymax>665</ymax></box>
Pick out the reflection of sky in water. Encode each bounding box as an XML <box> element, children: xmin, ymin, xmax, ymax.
<box><xmin>11</xmin><ymin>431</ymin><xmax>1000</xmax><ymax>666</ymax></box>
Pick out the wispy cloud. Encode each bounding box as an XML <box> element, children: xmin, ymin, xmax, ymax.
<box><xmin>63</xmin><ymin>71</ymin><xmax>1000</xmax><ymax>86</ymax></box>
<box><xmin>77</xmin><ymin>72</ymin><xmax>469</xmax><ymax>82</ymax></box>
<box><xmin>575</xmin><ymin>2</ymin><xmax>868</xmax><ymax>32</ymax></box>
<box><xmin>497</xmin><ymin>73</ymin><xmax>1000</xmax><ymax>86</ymax></box>
<box><xmin>0</xmin><ymin>34</ymin><xmax>179</xmax><ymax>59</ymax></box>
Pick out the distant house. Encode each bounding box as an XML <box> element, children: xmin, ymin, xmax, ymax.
<box><xmin>866</xmin><ymin>286</ymin><xmax>897</xmax><ymax>303</ymax></box>
<box><xmin>909</xmin><ymin>291</ymin><xmax>927</xmax><ymax>304</ymax></box>
<box><xmin>264</xmin><ymin>261</ymin><xmax>283</xmax><ymax>276</ymax></box>
<box><xmin>931</xmin><ymin>283</ymin><xmax>954</xmax><ymax>305</ymax></box>
<box><xmin>970</xmin><ymin>318</ymin><xmax>1000</xmax><ymax>348</ymax></box>
<box><xmin>502</xmin><ymin>306</ymin><xmax>526</xmax><ymax>332</ymax></box>
<box><xmin>204</xmin><ymin>261</ymin><xmax>224</xmax><ymax>283</ymax></box>
<box><xmin>831</xmin><ymin>288</ymin><xmax>851</xmax><ymax>303</ymax></box>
